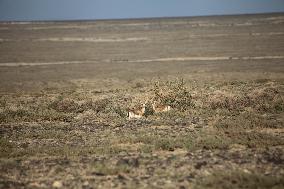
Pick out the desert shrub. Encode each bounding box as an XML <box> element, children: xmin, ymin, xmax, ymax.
<box><xmin>154</xmin><ymin>137</ymin><xmax>176</xmax><ymax>151</ymax></box>
<box><xmin>92</xmin><ymin>98</ymin><xmax>112</xmax><ymax>113</ymax></box>
<box><xmin>248</xmin><ymin>86</ymin><xmax>283</xmax><ymax>112</ymax></box>
<box><xmin>144</xmin><ymin>101</ymin><xmax>155</xmax><ymax>117</ymax></box>
<box><xmin>194</xmin><ymin>134</ymin><xmax>230</xmax><ymax>150</ymax></box>
<box><xmin>153</xmin><ymin>78</ymin><xmax>192</xmax><ymax>111</ymax></box>
<box><xmin>133</xmin><ymin>82</ymin><xmax>144</xmax><ymax>88</ymax></box>
<box><xmin>38</xmin><ymin>109</ymin><xmax>73</xmax><ymax>122</ymax></box>
<box><xmin>78</xmin><ymin>99</ymin><xmax>94</xmax><ymax>112</ymax></box>
<box><xmin>0</xmin><ymin>97</ymin><xmax>7</xmax><ymax>107</ymax></box>
<box><xmin>0</xmin><ymin>109</ymin><xmax>35</xmax><ymax>123</ymax></box>
<box><xmin>49</xmin><ymin>96</ymin><xmax>114</xmax><ymax>114</ymax></box>
<box><xmin>215</xmin><ymin>111</ymin><xmax>283</xmax><ymax>130</ymax></box>
<box><xmin>112</xmin><ymin>106</ymin><xmax>128</xmax><ymax>118</ymax></box>
<box><xmin>209</xmin><ymin>86</ymin><xmax>283</xmax><ymax>112</ymax></box>
<box><xmin>139</xmin><ymin>144</ymin><xmax>154</xmax><ymax>153</ymax></box>
<box><xmin>0</xmin><ymin>107</ymin><xmax>73</xmax><ymax>123</ymax></box>
<box><xmin>229</xmin><ymin>131</ymin><xmax>284</xmax><ymax>148</ymax></box>
<box><xmin>208</xmin><ymin>90</ymin><xmax>249</xmax><ymax>111</ymax></box>
<box><xmin>49</xmin><ymin>96</ymin><xmax>80</xmax><ymax>113</ymax></box>
<box><xmin>0</xmin><ymin>138</ymin><xmax>15</xmax><ymax>158</ymax></box>
<box><xmin>194</xmin><ymin>170</ymin><xmax>284</xmax><ymax>189</ymax></box>
<box><xmin>91</xmin><ymin>162</ymin><xmax>130</xmax><ymax>175</ymax></box>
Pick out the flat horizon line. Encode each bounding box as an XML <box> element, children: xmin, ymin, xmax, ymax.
<box><xmin>0</xmin><ymin>11</ymin><xmax>283</xmax><ymax>23</ymax></box>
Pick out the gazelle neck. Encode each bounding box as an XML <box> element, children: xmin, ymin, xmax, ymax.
<box><xmin>142</xmin><ymin>104</ymin><xmax>146</xmax><ymax>114</ymax></box>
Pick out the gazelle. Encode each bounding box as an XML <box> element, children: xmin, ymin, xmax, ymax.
<box><xmin>128</xmin><ymin>103</ymin><xmax>146</xmax><ymax>119</ymax></box>
<box><xmin>152</xmin><ymin>101</ymin><xmax>171</xmax><ymax>113</ymax></box>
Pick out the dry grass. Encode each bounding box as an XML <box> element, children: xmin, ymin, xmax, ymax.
<box><xmin>208</xmin><ymin>85</ymin><xmax>283</xmax><ymax>112</ymax></box>
<box><xmin>0</xmin><ymin>79</ymin><xmax>283</xmax><ymax>188</ymax></box>
<box><xmin>153</xmin><ymin>78</ymin><xmax>193</xmax><ymax>111</ymax></box>
<box><xmin>1</xmin><ymin>13</ymin><xmax>284</xmax><ymax>188</ymax></box>
<box><xmin>194</xmin><ymin>170</ymin><xmax>284</xmax><ymax>189</ymax></box>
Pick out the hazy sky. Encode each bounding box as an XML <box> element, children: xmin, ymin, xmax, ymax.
<box><xmin>0</xmin><ymin>0</ymin><xmax>284</xmax><ymax>21</ymax></box>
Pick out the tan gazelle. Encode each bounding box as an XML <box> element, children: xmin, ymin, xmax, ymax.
<box><xmin>128</xmin><ymin>103</ymin><xmax>146</xmax><ymax>119</ymax></box>
<box><xmin>152</xmin><ymin>101</ymin><xmax>171</xmax><ymax>113</ymax></box>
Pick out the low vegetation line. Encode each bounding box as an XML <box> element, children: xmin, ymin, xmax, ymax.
<box><xmin>1</xmin><ymin>55</ymin><xmax>284</xmax><ymax>67</ymax></box>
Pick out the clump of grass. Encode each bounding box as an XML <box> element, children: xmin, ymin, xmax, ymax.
<box><xmin>154</xmin><ymin>137</ymin><xmax>177</xmax><ymax>151</ymax></box>
<box><xmin>194</xmin><ymin>170</ymin><xmax>284</xmax><ymax>189</ymax></box>
<box><xmin>139</xmin><ymin>144</ymin><xmax>154</xmax><ymax>153</ymax></box>
<box><xmin>0</xmin><ymin>138</ymin><xmax>15</xmax><ymax>158</ymax></box>
<box><xmin>144</xmin><ymin>101</ymin><xmax>155</xmax><ymax>117</ymax></box>
<box><xmin>208</xmin><ymin>86</ymin><xmax>283</xmax><ymax>113</ymax></box>
<box><xmin>0</xmin><ymin>97</ymin><xmax>7</xmax><ymax>107</ymax></box>
<box><xmin>193</xmin><ymin>133</ymin><xmax>230</xmax><ymax>150</ymax></box>
<box><xmin>248</xmin><ymin>86</ymin><xmax>283</xmax><ymax>112</ymax></box>
<box><xmin>92</xmin><ymin>98</ymin><xmax>112</xmax><ymax>113</ymax></box>
<box><xmin>112</xmin><ymin>106</ymin><xmax>128</xmax><ymax>118</ymax></box>
<box><xmin>208</xmin><ymin>90</ymin><xmax>247</xmax><ymax>111</ymax></box>
<box><xmin>153</xmin><ymin>78</ymin><xmax>192</xmax><ymax>111</ymax></box>
<box><xmin>157</xmin><ymin>109</ymin><xmax>187</xmax><ymax>120</ymax></box>
<box><xmin>226</xmin><ymin>131</ymin><xmax>284</xmax><ymax>148</ymax></box>
<box><xmin>131</xmin><ymin>130</ymin><xmax>230</xmax><ymax>152</ymax></box>
<box><xmin>91</xmin><ymin>162</ymin><xmax>130</xmax><ymax>175</ymax></box>
<box><xmin>133</xmin><ymin>81</ymin><xmax>144</xmax><ymax>89</ymax></box>
<box><xmin>0</xmin><ymin>109</ymin><xmax>33</xmax><ymax>123</ymax></box>
<box><xmin>48</xmin><ymin>96</ymin><xmax>124</xmax><ymax>121</ymax></box>
<box><xmin>215</xmin><ymin>111</ymin><xmax>283</xmax><ymax>130</ymax></box>
<box><xmin>48</xmin><ymin>96</ymin><xmax>80</xmax><ymax>113</ymax></box>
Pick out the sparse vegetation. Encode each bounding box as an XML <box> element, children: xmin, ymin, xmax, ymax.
<box><xmin>208</xmin><ymin>85</ymin><xmax>283</xmax><ymax>113</ymax></box>
<box><xmin>194</xmin><ymin>170</ymin><xmax>284</xmax><ymax>189</ymax></box>
<box><xmin>0</xmin><ymin>81</ymin><xmax>283</xmax><ymax>189</ymax></box>
<box><xmin>153</xmin><ymin>78</ymin><xmax>193</xmax><ymax>111</ymax></box>
<box><xmin>1</xmin><ymin>13</ymin><xmax>284</xmax><ymax>189</ymax></box>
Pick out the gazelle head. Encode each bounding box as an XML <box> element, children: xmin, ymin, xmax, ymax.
<box><xmin>127</xmin><ymin>103</ymin><xmax>146</xmax><ymax>119</ymax></box>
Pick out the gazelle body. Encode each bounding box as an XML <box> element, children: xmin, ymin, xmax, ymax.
<box><xmin>152</xmin><ymin>102</ymin><xmax>171</xmax><ymax>113</ymax></box>
<box><xmin>128</xmin><ymin>104</ymin><xmax>146</xmax><ymax>119</ymax></box>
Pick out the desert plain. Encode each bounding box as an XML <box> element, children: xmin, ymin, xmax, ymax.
<box><xmin>0</xmin><ymin>13</ymin><xmax>284</xmax><ymax>188</ymax></box>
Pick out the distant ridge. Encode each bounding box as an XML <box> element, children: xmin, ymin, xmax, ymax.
<box><xmin>0</xmin><ymin>12</ymin><xmax>283</xmax><ymax>23</ymax></box>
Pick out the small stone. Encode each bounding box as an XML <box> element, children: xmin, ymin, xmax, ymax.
<box><xmin>243</xmin><ymin>169</ymin><xmax>251</xmax><ymax>174</ymax></box>
<box><xmin>52</xmin><ymin>181</ymin><xmax>63</xmax><ymax>188</ymax></box>
<box><xmin>83</xmin><ymin>181</ymin><xmax>89</xmax><ymax>186</ymax></box>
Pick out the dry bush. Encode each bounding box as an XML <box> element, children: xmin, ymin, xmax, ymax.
<box><xmin>144</xmin><ymin>101</ymin><xmax>155</xmax><ymax>117</ymax></box>
<box><xmin>248</xmin><ymin>86</ymin><xmax>283</xmax><ymax>112</ymax></box>
<box><xmin>153</xmin><ymin>78</ymin><xmax>192</xmax><ymax>111</ymax></box>
<box><xmin>92</xmin><ymin>97</ymin><xmax>129</xmax><ymax>118</ymax></box>
<box><xmin>48</xmin><ymin>96</ymin><xmax>112</xmax><ymax>114</ymax></box>
<box><xmin>194</xmin><ymin>169</ymin><xmax>284</xmax><ymax>189</ymax></box>
<box><xmin>74</xmin><ymin>109</ymin><xmax>97</xmax><ymax>122</ymax></box>
<box><xmin>208</xmin><ymin>90</ymin><xmax>248</xmax><ymax>111</ymax></box>
<box><xmin>215</xmin><ymin>111</ymin><xmax>283</xmax><ymax>130</ymax></box>
<box><xmin>0</xmin><ymin>106</ymin><xmax>73</xmax><ymax>123</ymax></box>
<box><xmin>209</xmin><ymin>86</ymin><xmax>283</xmax><ymax>112</ymax></box>
<box><xmin>49</xmin><ymin>96</ymin><xmax>80</xmax><ymax>113</ymax></box>
<box><xmin>112</xmin><ymin>105</ymin><xmax>128</xmax><ymax>118</ymax></box>
<box><xmin>92</xmin><ymin>98</ymin><xmax>112</xmax><ymax>113</ymax></box>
